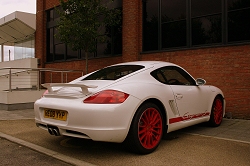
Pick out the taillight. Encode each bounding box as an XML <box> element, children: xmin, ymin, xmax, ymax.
<box><xmin>42</xmin><ymin>90</ymin><xmax>48</xmax><ymax>97</ymax></box>
<box><xmin>83</xmin><ymin>90</ymin><xmax>129</xmax><ymax>104</ymax></box>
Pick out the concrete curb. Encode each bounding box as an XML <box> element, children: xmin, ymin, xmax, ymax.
<box><xmin>0</xmin><ymin>132</ymin><xmax>96</xmax><ymax>166</ymax></box>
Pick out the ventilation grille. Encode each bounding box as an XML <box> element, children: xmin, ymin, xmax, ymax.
<box><xmin>169</xmin><ymin>100</ymin><xmax>179</xmax><ymax>116</ymax></box>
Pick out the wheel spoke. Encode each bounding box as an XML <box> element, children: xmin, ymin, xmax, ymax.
<box><xmin>138</xmin><ymin>107</ymin><xmax>163</xmax><ymax>149</ymax></box>
<box><xmin>152</xmin><ymin>115</ymin><xmax>161</xmax><ymax>126</ymax></box>
<box><xmin>213</xmin><ymin>99</ymin><xmax>223</xmax><ymax>124</ymax></box>
<box><xmin>152</xmin><ymin>128</ymin><xmax>161</xmax><ymax>135</ymax></box>
<box><xmin>138</xmin><ymin>127</ymin><xmax>147</xmax><ymax>134</ymax></box>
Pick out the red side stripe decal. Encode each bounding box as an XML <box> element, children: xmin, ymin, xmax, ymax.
<box><xmin>169</xmin><ymin>117</ymin><xmax>183</xmax><ymax>124</ymax></box>
<box><xmin>169</xmin><ymin>112</ymin><xmax>210</xmax><ymax>124</ymax></box>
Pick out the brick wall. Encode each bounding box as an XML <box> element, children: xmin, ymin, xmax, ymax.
<box><xmin>122</xmin><ymin>0</ymin><xmax>140</xmax><ymax>62</ymax></box>
<box><xmin>141</xmin><ymin>45</ymin><xmax>250</xmax><ymax>119</ymax></box>
<box><xmin>36</xmin><ymin>0</ymin><xmax>250</xmax><ymax>119</ymax></box>
<box><xmin>36</xmin><ymin>0</ymin><xmax>45</xmax><ymax>68</ymax></box>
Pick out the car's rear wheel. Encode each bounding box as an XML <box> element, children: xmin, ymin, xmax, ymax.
<box><xmin>126</xmin><ymin>103</ymin><xmax>163</xmax><ymax>154</ymax></box>
<box><xmin>209</xmin><ymin>96</ymin><xmax>223</xmax><ymax>127</ymax></box>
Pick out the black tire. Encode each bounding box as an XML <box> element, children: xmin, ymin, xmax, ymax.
<box><xmin>125</xmin><ymin>102</ymin><xmax>164</xmax><ymax>154</ymax></box>
<box><xmin>208</xmin><ymin>96</ymin><xmax>223</xmax><ymax>127</ymax></box>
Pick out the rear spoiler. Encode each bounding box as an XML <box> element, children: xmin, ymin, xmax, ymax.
<box><xmin>42</xmin><ymin>83</ymin><xmax>98</xmax><ymax>94</ymax></box>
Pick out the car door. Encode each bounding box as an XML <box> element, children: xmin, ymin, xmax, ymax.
<box><xmin>158</xmin><ymin>66</ymin><xmax>209</xmax><ymax>119</ymax></box>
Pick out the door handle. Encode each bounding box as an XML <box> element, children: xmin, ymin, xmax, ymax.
<box><xmin>175</xmin><ymin>94</ymin><xmax>183</xmax><ymax>100</ymax></box>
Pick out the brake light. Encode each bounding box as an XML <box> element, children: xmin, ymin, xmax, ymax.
<box><xmin>84</xmin><ymin>90</ymin><xmax>129</xmax><ymax>104</ymax></box>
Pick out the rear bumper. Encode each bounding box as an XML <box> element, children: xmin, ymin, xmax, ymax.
<box><xmin>34</xmin><ymin>96</ymin><xmax>141</xmax><ymax>143</ymax></box>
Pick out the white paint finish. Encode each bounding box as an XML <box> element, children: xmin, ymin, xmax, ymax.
<box><xmin>170</xmin><ymin>85</ymin><xmax>211</xmax><ymax>116</ymax></box>
<box><xmin>34</xmin><ymin>61</ymin><xmax>225</xmax><ymax>143</ymax></box>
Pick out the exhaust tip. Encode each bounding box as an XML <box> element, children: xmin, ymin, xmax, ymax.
<box><xmin>48</xmin><ymin>128</ymin><xmax>54</xmax><ymax>135</ymax></box>
<box><xmin>52</xmin><ymin>128</ymin><xmax>60</xmax><ymax>136</ymax></box>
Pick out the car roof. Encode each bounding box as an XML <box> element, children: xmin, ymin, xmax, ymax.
<box><xmin>111</xmin><ymin>61</ymin><xmax>177</xmax><ymax>68</ymax></box>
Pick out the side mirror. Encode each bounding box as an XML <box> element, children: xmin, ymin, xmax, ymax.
<box><xmin>196</xmin><ymin>78</ymin><xmax>206</xmax><ymax>86</ymax></box>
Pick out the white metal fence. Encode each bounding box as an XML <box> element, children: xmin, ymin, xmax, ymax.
<box><xmin>0</xmin><ymin>67</ymin><xmax>83</xmax><ymax>92</ymax></box>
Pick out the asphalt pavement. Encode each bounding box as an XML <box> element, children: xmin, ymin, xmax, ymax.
<box><xmin>0</xmin><ymin>137</ymin><xmax>73</xmax><ymax>166</ymax></box>
<box><xmin>0</xmin><ymin>109</ymin><xmax>250</xmax><ymax>166</ymax></box>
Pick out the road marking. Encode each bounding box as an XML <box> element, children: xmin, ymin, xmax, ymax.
<box><xmin>186</xmin><ymin>132</ymin><xmax>250</xmax><ymax>145</ymax></box>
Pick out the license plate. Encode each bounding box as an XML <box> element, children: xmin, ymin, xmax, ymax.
<box><xmin>44</xmin><ymin>109</ymin><xmax>68</xmax><ymax>121</ymax></box>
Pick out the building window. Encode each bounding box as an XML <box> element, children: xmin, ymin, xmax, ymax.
<box><xmin>162</xmin><ymin>0</ymin><xmax>187</xmax><ymax>48</ymax></box>
<box><xmin>191</xmin><ymin>0</ymin><xmax>222</xmax><ymax>45</ymax></box>
<box><xmin>228</xmin><ymin>0</ymin><xmax>250</xmax><ymax>42</ymax></box>
<box><xmin>143</xmin><ymin>0</ymin><xmax>250</xmax><ymax>52</ymax></box>
<box><xmin>143</xmin><ymin>0</ymin><xmax>159</xmax><ymax>51</ymax></box>
<box><xmin>46</xmin><ymin>2</ymin><xmax>122</xmax><ymax>63</ymax></box>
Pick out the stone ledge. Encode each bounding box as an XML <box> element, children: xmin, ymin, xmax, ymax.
<box><xmin>0</xmin><ymin>103</ymin><xmax>34</xmax><ymax>111</ymax></box>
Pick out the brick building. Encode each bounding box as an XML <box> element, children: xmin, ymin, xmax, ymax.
<box><xmin>36</xmin><ymin>0</ymin><xmax>250</xmax><ymax>119</ymax></box>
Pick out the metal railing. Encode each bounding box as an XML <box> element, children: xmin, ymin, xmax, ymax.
<box><xmin>0</xmin><ymin>67</ymin><xmax>84</xmax><ymax>92</ymax></box>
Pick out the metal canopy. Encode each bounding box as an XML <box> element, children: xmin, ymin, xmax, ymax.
<box><xmin>0</xmin><ymin>11</ymin><xmax>36</xmax><ymax>46</ymax></box>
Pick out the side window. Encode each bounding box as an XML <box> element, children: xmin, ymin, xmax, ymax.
<box><xmin>151</xmin><ymin>66</ymin><xmax>196</xmax><ymax>85</ymax></box>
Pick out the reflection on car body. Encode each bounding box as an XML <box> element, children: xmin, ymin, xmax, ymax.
<box><xmin>34</xmin><ymin>61</ymin><xmax>225</xmax><ymax>154</ymax></box>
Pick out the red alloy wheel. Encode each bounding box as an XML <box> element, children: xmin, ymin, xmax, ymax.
<box><xmin>138</xmin><ymin>107</ymin><xmax>163</xmax><ymax>149</ymax></box>
<box><xmin>213</xmin><ymin>98</ymin><xmax>223</xmax><ymax>125</ymax></box>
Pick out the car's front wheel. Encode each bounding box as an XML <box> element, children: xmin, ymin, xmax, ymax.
<box><xmin>126</xmin><ymin>102</ymin><xmax>163</xmax><ymax>154</ymax></box>
<box><xmin>209</xmin><ymin>96</ymin><xmax>223</xmax><ymax>127</ymax></box>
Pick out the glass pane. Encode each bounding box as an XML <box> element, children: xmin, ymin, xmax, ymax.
<box><xmin>83</xmin><ymin>65</ymin><xmax>145</xmax><ymax>80</ymax></box>
<box><xmin>54</xmin><ymin>28</ymin><xmax>62</xmax><ymax>45</ymax></box>
<box><xmin>113</xmin><ymin>25</ymin><xmax>122</xmax><ymax>55</ymax></box>
<box><xmin>54</xmin><ymin>6</ymin><xmax>62</xmax><ymax>19</ymax></box>
<box><xmin>143</xmin><ymin>0</ymin><xmax>159</xmax><ymax>51</ymax></box>
<box><xmin>46</xmin><ymin>29</ymin><xmax>53</xmax><ymax>62</ymax></box>
<box><xmin>67</xmin><ymin>46</ymin><xmax>78</xmax><ymax>59</ymax></box>
<box><xmin>49</xmin><ymin>29</ymin><xmax>53</xmax><ymax>54</ymax></box>
<box><xmin>192</xmin><ymin>0</ymin><xmax>222</xmax><ymax>17</ymax></box>
<box><xmin>192</xmin><ymin>15</ymin><xmax>222</xmax><ymax>45</ymax></box>
<box><xmin>14</xmin><ymin>39</ymin><xmax>35</xmax><ymax>60</ymax></box>
<box><xmin>161</xmin><ymin>0</ymin><xmax>186</xmax><ymax>48</ymax></box>
<box><xmin>228</xmin><ymin>8</ymin><xmax>250</xmax><ymax>42</ymax></box>
<box><xmin>97</xmin><ymin>36</ymin><xmax>112</xmax><ymax>56</ymax></box>
<box><xmin>113</xmin><ymin>9</ymin><xmax>122</xmax><ymax>55</ymax></box>
<box><xmin>101</xmin><ymin>23</ymin><xmax>122</xmax><ymax>56</ymax></box>
<box><xmin>47</xmin><ymin>9</ymin><xmax>54</xmax><ymax>22</ymax></box>
<box><xmin>228</xmin><ymin>0</ymin><xmax>250</xmax><ymax>10</ymax></box>
<box><xmin>162</xmin><ymin>0</ymin><xmax>186</xmax><ymax>22</ymax></box>
<box><xmin>105</xmin><ymin>0</ymin><xmax>122</xmax><ymax>8</ymax></box>
<box><xmin>101</xmin><ymin>26</ymin><xmax>112</xmax><ymax>56</ymax></box>
<box><xmin>162</xmin><ymin>69</ymin><xmax>188</xmax><ymax>85</ymax></box>
<box><xmin>162</xmin><ymin>20</ymin><xmax>186</xmax><ymax>48</ymax></box>
<box><xmin>54</xmin><ymin>44</ymin><xmax>65</xmax><ymax>61</ymax></box>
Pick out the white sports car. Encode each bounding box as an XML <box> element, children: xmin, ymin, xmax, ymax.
<box><xmin>34</xmin><ymin>61</ymin><xmax>225</xmax><ymax>154</ymax></box>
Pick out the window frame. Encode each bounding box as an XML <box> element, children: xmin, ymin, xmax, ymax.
<box><xmin>45</xmin><ymin>4</ymin><xmax>122</xmax><ymax>63</ymax></box>
<box><xmin>142</xmin><ymin>0</ymin><xmax>250</xmax><ymax>52</ymax></box>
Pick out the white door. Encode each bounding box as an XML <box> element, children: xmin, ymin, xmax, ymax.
<box><xmin>152</xmin><ymin>66</ymin><xmax>210</xmax><ymax>120</ymax></box>
<box><xmin>169</xmin><ymin>85</ymin><xmax>209</xmax><ymax>119</ymax></box>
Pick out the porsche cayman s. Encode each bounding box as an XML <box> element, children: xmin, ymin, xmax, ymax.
<box><xmin>34</xmin><ymin>61</ymin><xmax>225</xmax><ymax>154</ymax></box>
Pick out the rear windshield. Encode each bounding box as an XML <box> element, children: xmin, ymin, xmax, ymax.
<box><xmin>82</xmin><ymin>65</ymin><xmax>144</xmax><ymax>80</ymax></box>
